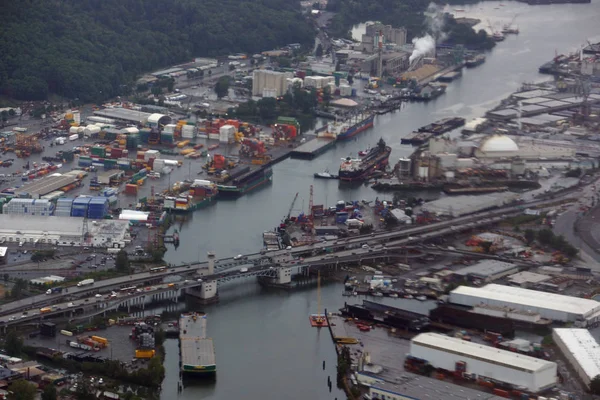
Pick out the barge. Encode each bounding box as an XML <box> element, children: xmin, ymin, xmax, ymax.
<box><xmin>179</xmin><ymin>312</ymin><xmax>216</xmax><ymax>377</ymax></box>
<box><xmin>216</xmin><ymin>166</ymin><xmax>273</xmax><ymax>198</ymax></box>
<box><xmin>401</xmin><ymin>117</ymin><xmax>466</xmax><ymax>145</ymax></box>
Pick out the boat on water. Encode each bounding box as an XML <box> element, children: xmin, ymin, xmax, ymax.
<box><xmin>389</xmin><ymin>293</ymin><xmax>399</xmax><ymax>298</ymax></box>
<box><xmin>163</xmin><ymin>180</ymin><xmax>218</xmax><ymax>212</ymax></box>
<box><xmin>358</xmin><ymin>147</ymin><xmax>371</xmax><ymax>156</ymax></box>
<box><xmin>339</xmin><ymin>138</ymin><xmax>391</xmax><ymax>182</ymax></box>
<box><xmin>404</xmin><ymin>294</ymin><xmax>414</xmax><ymax>299</ymax></box>
<box><xmin>180</xmin><ymin>312</ymin><xmax>216</xmax><ymax>377</ymax></box>
<box><xmin>372</xmin><ymin>292</ymin><xmax>383</xmax><ymax>297</ymax></box>
<box><xmin>217</xmin><ymin>166</ymin><xmax>273</xmax><ymax>198</ymax></box>
<box><xmin>492</xmin><ymin>31</ymin><xmax>505</xmax><ymax>41</ymax></box>
<box><xmin>314</xmin><ymin>169</ymin><xmax>338</xmax><ymax>179</ymax></box>
<box><xmin>323</xmin><ymin>112</ymin><xmax>375</xmax><ymax>141</ymax></box>
<box><xmin>416</xmin><ymin>295</ymin><xmax>427</xmax><ymax>301</ymax></box>
<box><xmin>502</xmin><ymin>25</ymin><xmax>519</xmax><ymax>34</ymax></box>
<box><xmin>465</xmin><ymin>54</ymin><xmax>486</xmax><ymax>68</ymax></box>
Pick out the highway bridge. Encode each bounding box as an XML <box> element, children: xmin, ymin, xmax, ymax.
<box><xmin>0</xmin><ymin>194</ymin><xmax>575</xmax><ymax>321</ymax></box>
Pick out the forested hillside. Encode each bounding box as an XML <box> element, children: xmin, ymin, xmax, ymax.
<box><xmin>0</xmin><ymin>0</ymin><xmax>314</xmax><ymax>102</ymax></box>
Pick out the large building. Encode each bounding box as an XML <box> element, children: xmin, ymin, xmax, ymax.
<box><xmin>252</xmin><ymin>70</ymin><xmax>292</xmax><ymax>97</ymax></box>
<box><xmin>360</xmin><ymin>23</ymin><xmax>407</xmax><ymax>53</ymax></box>
<box><xmin>93</xmin><ymin>108</ymin><xmax>171</xmax><ymax>127</ymax></box>
<box><xmin>410</xmin><ymin>333</ymin><xmax>557</xmax><ymax>392</ymax></box>
<box><xmin>553</xmin><ymin>328</ymin><xmax>600</xmax><ymax>389</ymax></box>
<box><xmin>449</xmin><ymin>284</ymin><xmax>600</xmax><ymax>325</ymax></box>
<box><xmin>0</xmin><ymin>215</ymin><xmax>130</xmax><ymax>248</ymax></box>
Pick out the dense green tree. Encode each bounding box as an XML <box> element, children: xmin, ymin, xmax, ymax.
<box><xmin>41</xmin><ymin>385</ymin><xmax>57</xmax><ymax>400</ymax></box>
<box><xmin>8</xmin><ymin>380</ymin><xmax>36</xmax><ymax>400</ymax></box>
<box><xmin>524</xmin><ymin>229</ymin><xmax>536</xmax><ymax>245</ymax></box>
<box><xmin>591</xmin><ymin>375</ymin><xmax>600</xmax><ymax>395</ymax></box>
<box><xmin>0</xmin><ymin>0</ymin><xmax>315</xmax><ymax>101</ymax></box>
<box><xmin>115</xmin><ymin>250</ymin><xmax>130</xmax><ymax>272</ymax></box>
<box><xmin>4</xmin><ymin>331</ymin><xmax>23</xmax><ymax>357</ymax></box>
<box><xmin>214</xmin><ymin>77</ymin><xmax>230</xmax><ymax>99</ymax></box>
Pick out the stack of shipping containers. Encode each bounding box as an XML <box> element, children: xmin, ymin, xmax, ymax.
<box><xmin>71</xmin><ymin>197</ymin><xmax>91</xmax><ymax>217</ymax></box>
<box><xmin>2</xmin><ymin>199</ymin><xmax>54</xmax><ymax>216</ymax></box>
<box><xmin>55</xmin><ymin>198</ymin><xmax>74</xmax><ymax>217</ymax></box>
<box><xmin>87</xmin><ymin>197</ymin><xmax>109</xmax><ymax>219</ymax></box>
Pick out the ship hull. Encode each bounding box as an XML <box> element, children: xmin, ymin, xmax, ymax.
<box><xmin>217</xmin><ymin>168</ymin><xmax>273</xmax><ymax>198</ymax></box>
<box><xmin>339</xmin><ymin>147</ymin><xmax>391</xmax><ymax>182</ymax></box>
<box><xmin>182</xmin><ymin>364</ymin><xmax>217</xmax><ymax>375</ymax></box>
<box><xmin>168</xmin><ymin>196</ymin><xmax>217</xmax><ymax>213</ymax></box>
<box><xmin>336</xmin><ymin>115</ymin><xmax>375</xmax><ymax>141</ymax></box>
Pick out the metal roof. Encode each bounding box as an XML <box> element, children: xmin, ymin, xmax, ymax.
<box><xmin>553</xmin><ymin>328</ymin><xmax>600</xmax><ymax>383</ymax></box>
<box><xmin>412</xmin><ymin>333</ymin><xmax>556</xmax><ymax>373</ymax></box>
<box><xmin>453</xmin><ymin>260</ymin><xmax>518</xmax><ymax>278</ymax></box>
<box><xmin>93</xmin><ymin>108</ymin><xmax>152</xmax><ymax>124</ymax></box>
<box><xmin>17</xmin><ymin>175</ymin><xmax>79</xmax><ymax>198</ymax></box>
<box><xmin>450</xmin><ymin>284</ymin><xmax>600</xmax><ymax>318</ymax></box>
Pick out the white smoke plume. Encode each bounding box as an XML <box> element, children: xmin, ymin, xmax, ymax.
<box><xmin>409</xmin><ymin>34</ymin><xmax>436</xmax><ymax>64</ymax></box>
<box><xmin>409</xmin><ymin>3</ymin><xmax>446</xmax><ymax>66</ymax></box>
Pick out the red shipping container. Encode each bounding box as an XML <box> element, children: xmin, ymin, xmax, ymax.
<box><xmin>147</xmin><ymin>158</ymin><xmax>155</xmax><ymax>168</ymax></box>
<box><xmin>492</xmin><ymin>389</ymin><xmax>510</xmax><ymax>398</ymax></box>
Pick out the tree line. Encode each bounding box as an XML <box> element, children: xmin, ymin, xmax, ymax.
<box><xmin>325</xmin><ymin>0</ymin><xmax>495</xmax><ymax>50</ymax></box>
<box><xmin>0</xmin><ymin>0</ymin><xmax>315</xmax><ymax>102</ymax></box>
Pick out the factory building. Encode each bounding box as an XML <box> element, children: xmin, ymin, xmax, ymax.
<box><xmin>449</xmin><ymin>284</ymin><xmax>600</xmax><ymax>325</ymax></box>
<box><xmin>360</xmin><ymin>23</ymin><xmax>407</xmax><ymax>53</ymax></box>
<box><xmin>0</xmin><ymin>215</ymin><xmax>130</xmax><ymax>248</ymax></box>
<box><xmin>410</xmin><ymin>333</ymin><xmax>557</xmax><ymax>392</ymax></box>
<box><xmin>93</xmin><ymin>108</ymin><xmax>171</xmax><ymax>127</ymax></box>
<box><xmin>552</xmin><ymin>328</ymin><xmax>600</xmax><ymax>389</ymax></box>
<box><xmin>252</xmin><ymin>70</ymin><xmax>293</xmax><ymax>97</ymax></box>
<box><xmin>452</xmin><ymin>260</ymin><xmax>519</xmax><ymax>283</ymax></box>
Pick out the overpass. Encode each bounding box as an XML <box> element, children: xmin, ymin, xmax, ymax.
<box><xmin>0</xmin><ymin>194</ymin><xmax>575</xmax><ymax>318</ymax></box>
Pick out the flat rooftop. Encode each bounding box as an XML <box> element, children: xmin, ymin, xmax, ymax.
<box><xmin>372</xmin><ymin>377</ymin><xmax>507</xmax><ymax>400</ymax></box>
<box><xmin>17</xmin><ymin>175</ymin><xmax>79</xmax><ymax>198</ymax></box>
<box><xmin>412</xmin><ymin>333</ymin><xmax>556</xmax><ymax>373</ymax></box>
<box><xmin>553</xmin><ymin>328</ymin><xmax>600</xmax><ymax>383</ymax></box>
<box><xmin>180</xmin><ymin>338</ymin><xmax>216</xmax><ymax>368</ymax></box>
<box><xmin>93</xmin><ymin>108</ymin><xmax>153</xmax><ymax>124</ymax></box>
<box><xmin>450</xmin><ymin>284</ymin><xmax>600</xmax><ymax>318</ymax></box>
<box><xmin>453</xmin><ymin>260</ymin><xmax>517</xmax><ymax>278</ymax></box>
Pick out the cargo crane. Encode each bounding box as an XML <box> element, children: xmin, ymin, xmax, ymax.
<box><xmin>271</xmin><ymin>124</ymin><xmax>297</xmax><ymax>141</ymax></box>
<box><xmin>286</xmin><ymin>192</ymin><xmax>299</xmax><ymax>221</ymax></box>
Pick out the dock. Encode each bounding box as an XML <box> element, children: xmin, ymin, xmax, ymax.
<box><xmin>179</xmin><ymin>312</ymin><xmax>216</xmax><ymax>376</ymax></box>
<box><xmin>290</xmin><ymin>135</ymin><xmax>336</xmax><ymax>159</ymax></box>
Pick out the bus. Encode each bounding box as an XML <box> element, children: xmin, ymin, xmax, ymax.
<box><xmin>149</xmin><ymin>266</ymin><xmax>167</xmax><ymax>273</ymax></box>
<box><xmin>120</xmin><ymin>286</ymin><xmax>136</xmax><ymax>293</ymax></box>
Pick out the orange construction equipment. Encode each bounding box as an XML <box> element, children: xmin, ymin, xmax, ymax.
<box><xmin>213</xmin><ymin>154</ymin><xmax>226</xmax><ymax>170</ymax></box>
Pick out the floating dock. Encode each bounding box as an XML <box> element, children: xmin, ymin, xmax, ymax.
<box><xmin>179</xmin><ymin>312</ymin><xmax>216</xmax><ymax>377</ymax></box>
<box><xmin>290</xmin><ymin>136</ymin><xmax>336</xmax><ymax>159</ymax></box>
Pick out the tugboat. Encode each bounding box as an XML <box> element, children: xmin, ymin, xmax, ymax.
<box><xmin>314</xmin><ymin>169</ymin><xmax>338</xmax><ymax>179</ymax></box>
<box><xmin>338</xmin><ymin>138</ymin><xmax>391</xmax><ymax>182</ymax></box>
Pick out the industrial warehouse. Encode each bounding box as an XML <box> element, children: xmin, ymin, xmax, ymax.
<box><xmin>0</xmin><ymin>215</ymin><xmax>130</xmax><ymax>248</ymax></box>
<box><xmin>409</xmin><ymin>333</ymin><xmax>558</xmax><ymax>393</ymax></box>
<box><xmin>449</xmin><ymin>284</ymin><xmax>600</xmax><ymax>325</ymax></box>
<box><xmin>552</xmin><ymin>328</ymin><xmax>600</xmax><ymax>389</ymax></box>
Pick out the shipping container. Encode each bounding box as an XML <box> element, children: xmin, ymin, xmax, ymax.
<box><xmin>135</xmin><ymin>349</ymin><xmax>155</xmax><ymax>359</ymax></box>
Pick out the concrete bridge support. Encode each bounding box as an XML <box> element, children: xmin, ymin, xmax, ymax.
<box><xmin>207</xmin><ymin>252</ymin><xmax>215</xmax><ymax>275</ymax></box>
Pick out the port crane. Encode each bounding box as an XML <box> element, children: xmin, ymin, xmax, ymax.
<box><xmin>286</xmin><ymin>192</ymin><xmax>299</xmax><ymax>221</ymax></box>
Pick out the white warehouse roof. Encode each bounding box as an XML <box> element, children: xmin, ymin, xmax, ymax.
<box><xmin>553</xmin><ymin>328</ymin><xmax>600</xmax><ymax>387</ymax></box>
<box><xmin>412</xmin><ymin>333</ymin><xmax>555</xmax><ymax>374</ymax></box>
<box><xmin>449</xmin><ymin>284</ymin><xmax>600</xmax><ymax>322</ymax></box>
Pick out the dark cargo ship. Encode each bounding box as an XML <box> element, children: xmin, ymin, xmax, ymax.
<box><xmin>401</xmin><ymin>117</ymin><xmax>466</xmax><ymax>145</ymax></box>
<box><xmin>216</xmin><ymin>166</ymin><xmax>273</xmax><ymax>198</ymax></box>
<box><xmin>338</xmin><ymin>138</ymin><xmax>391</xmax><ymax>182</ymax></box>
<box><xmin>465</xmin><ymin>54</ymin><xmax>486</xmax><ymax>68</ymax></box>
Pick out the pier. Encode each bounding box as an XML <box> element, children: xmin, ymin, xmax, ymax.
<box><xmin>290</xmin><ymin>135</ymin><xmax>336</xmax><ymax>159</ymax></box>
<box><xmin>179</xmin><ymin>313</ymin><xmax>216</xmax><ymax>376</ymax></box>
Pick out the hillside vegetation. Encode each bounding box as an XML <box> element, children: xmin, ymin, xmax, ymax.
<box><xmin>0</xmin><ymin>0</ymin><xmax>314</xmax><ymax>102</ymax></box>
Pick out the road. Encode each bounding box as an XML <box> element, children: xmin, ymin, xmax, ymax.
<box><xmin>0</xmin><ymin>186</ymin><xmax>583</xmax><ymax>318</ymax></box>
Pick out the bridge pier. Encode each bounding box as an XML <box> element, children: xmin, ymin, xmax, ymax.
<box><xmin>207</xmin><ymin>252</ymin><xmax>215</xmax><ymax>275</ymax></box>
<box><xmin>185</xmin><ymin>280</ymin><xmax>218</xmax><ymax>304</ymax></box>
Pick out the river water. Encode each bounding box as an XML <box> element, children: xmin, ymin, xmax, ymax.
<box><xmin>160</xmin><ymin>1</ymin><xmax>600</xmax><ymax>399</ymax></box>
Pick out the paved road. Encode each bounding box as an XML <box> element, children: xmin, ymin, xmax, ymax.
<box><xmin>0</xmin><ymin>187</ymin><xmax>584</xmax><ymax>317</ymax></box>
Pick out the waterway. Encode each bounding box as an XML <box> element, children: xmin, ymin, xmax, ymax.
<box><xmin>161</xmin><ymin>1</ymin><xmax>600</xmax><ymax>399</ymax></box>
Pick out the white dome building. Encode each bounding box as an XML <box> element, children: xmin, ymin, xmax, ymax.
<box><xmin>475</xmin><ymin>135</ymin><xmax>520</xmax><ymax>158</ymax></box>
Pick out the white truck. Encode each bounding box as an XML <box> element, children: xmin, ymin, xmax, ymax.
<box><xmin>77</xmin><ymin>278</ymin><xmax>94</xmax><ymax>287</ymax></box>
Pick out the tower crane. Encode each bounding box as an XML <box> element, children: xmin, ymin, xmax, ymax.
<box><xmin>286</xmin><ymin>192</ymin><xmax>299</xmax><ymax>221</ymax></box>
